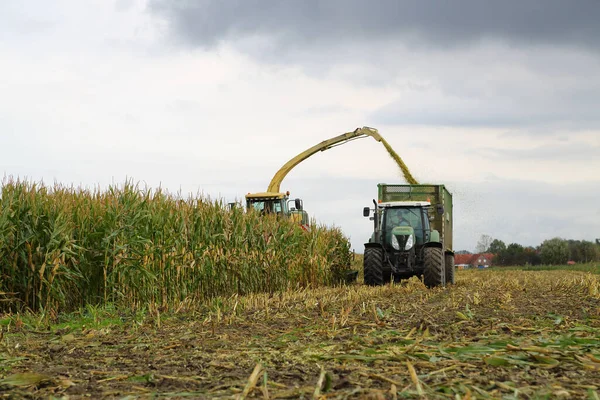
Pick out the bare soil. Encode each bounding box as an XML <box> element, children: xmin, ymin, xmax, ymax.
<box><xmin>1</xmin><ymin>269</ymin><xmax>599</xmax><ymax>399</ymax></box>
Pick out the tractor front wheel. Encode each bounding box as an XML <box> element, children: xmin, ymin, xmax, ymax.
<box><xmin>445</xmin><ymin>254</ymin><xmax>455</xmax><ymax>285</ymax></box>
<box><xmin>364</xmin><ymin>247</ymin><xmax>385</xmax><ymax>286</ymax></box>
<box><xmin>423</xmin><ymin>247</ymin><xmax>445</xmax><ymax>288</ymax></box>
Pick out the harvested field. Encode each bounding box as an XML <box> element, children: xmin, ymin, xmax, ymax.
<box><xmin>2</xmin><ymin>268</ymin><xmax>599</xmax><ymax>399</ymax></box>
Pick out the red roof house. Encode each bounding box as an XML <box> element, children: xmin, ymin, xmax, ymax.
<box><xmin>473</xmin><ymin>253</ymin><xmax>494</xmax><ymax>268</ymax></box>
<box><xmin>455</xmin><ymin>254</ymin><xmax>474</xmax><ymax>265</ymax></box>
<box><xmin>454</xmin><ymin>253</ymin><xmax>495</xmax><ymax>269</ymax></box>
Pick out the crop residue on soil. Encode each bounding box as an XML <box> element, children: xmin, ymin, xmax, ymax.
<box><xmin>381</xmin><ymin>138</ymin><xmax>418</xmax><ymax>184</ymax></box>
<box><xmin>1</xmin><ymin>269</ymin><xmax>599</xmax><ymax>399</ymax></box>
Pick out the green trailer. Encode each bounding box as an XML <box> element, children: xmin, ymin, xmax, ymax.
<box><xmin>363</xmin><ymin>184</ymin><xmax>454</xmax><ymax>287</ymax></box>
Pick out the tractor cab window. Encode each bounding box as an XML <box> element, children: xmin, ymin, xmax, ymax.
<box><xmin>384</xmin><ymin>207</ymin><xmax>430</xmax><ymax>246</ymax></box>
<box><xmin>247</xmin><ymin>199</ymin><xmax>287</xmax><ymax>215</ymax></box>
<box><xmin>249</xmin><ymin>201</ymin><xmax>265</xmax><ymax>212</ymax></box>
<box><xmin>248</xmin><ymin>200</ymin><xmax>271</xmax><ymax>213</ymax></box>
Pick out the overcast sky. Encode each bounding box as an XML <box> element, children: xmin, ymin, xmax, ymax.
<box><xmin>2</xmin><ymin>0</ymin><xmax>599</xmax><ymax>252</ymax></box>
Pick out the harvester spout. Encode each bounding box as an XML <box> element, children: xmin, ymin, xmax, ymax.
<box><xmin>357</xmin><ymin>126</ymin><xmax>383</xmax><ymax>143</ymax></box>
<box><xmin>266</xmin><ymin>126</ymin><xmax>382</xmax><ymax>193</ymax></box>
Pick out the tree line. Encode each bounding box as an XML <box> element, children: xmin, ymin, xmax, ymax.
<box><xmin>468</xmin><ymin>235</ymin><xmax>600</xmax><ymax>266</ymax></box>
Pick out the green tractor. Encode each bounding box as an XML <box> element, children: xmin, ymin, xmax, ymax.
<box><xmin>363</xmin><ymin>184</ymin><xmax>455</xmax><ymax>288</ymax></box>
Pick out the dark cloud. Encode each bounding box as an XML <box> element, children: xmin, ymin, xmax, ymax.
<box><xmin>149</xmin><ymin>0</ymin><xmax>600</xmax><ymax>51</ymax></box>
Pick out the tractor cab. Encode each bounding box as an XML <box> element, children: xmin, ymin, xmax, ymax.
<box><xmin>245</xmin><ymin>192</ymin><xmax>309</xmax><ymax>226</ymax></box>
<box><xmin>381</xmin><ymin>202</ymin><xmax>432</xmax><ymax>250</ymax></box>
<box><xmin>365</xmin><ymin>201</ymin><xmax>432</xmax><ymax>248</ymax></box>
<box><xmin>246</xmin><ymin>192</ymin><xmax>289</xmax><ymax>216</ymax></box>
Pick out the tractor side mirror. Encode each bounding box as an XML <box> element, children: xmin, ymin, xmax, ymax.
<box><xmin>363</xmin><ymin>207</ymin><xmax>370</xmax><ymax>217</ymax></box>
<box><xmin>295</xmin><ymin>198</ymin><xmax>303</xmax><ymax>211</ymax></box>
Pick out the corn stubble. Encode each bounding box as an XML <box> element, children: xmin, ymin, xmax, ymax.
<box><xmin>0</xmin><ymin>178</ymin><xmax>352</xmax><ymax>314</ymax></box>
<box><xmin>2</xmin><ymin>268</ymin><xmax>599</xmax><ymax>398</ymax></box>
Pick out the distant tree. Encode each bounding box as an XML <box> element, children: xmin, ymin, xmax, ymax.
<box><xmin>475</xmin><ymin>234</ymin><xmax>493</xmax><ymax>253</ymax></box>
<box><xmin>540</xmin><ymin>238</ymin><xmax>570</xmax><ymax>265</ymax></box>
<box><xmin>496</xmin><ymin>243</ymin><xmax>525</xmax><ymax>266</ymax></box>
<box><xmin>480</xmin><ymin>237</ymin><xmax>599</xmax><ymax>266</ymax></box>
<box><xmin>523</xmin><ymin>246</ymin><xmax>542</xmax><ymax>266</ymax></box>
<box><xmin>567</xmin><ymin>240</ymin><xmax>583</xmax><ymax>262</ymax></box>
<box><xmin>562</xmin><ymin>240</ymin><xmax>600</xmax><ymax>263</ymax></box>
<box><xmin>488</xmin><ymin>239</ymin><xmax>506</xmax><ymax>255</ymax></box>
<box><xmin>579</xmin><ymin>240</ymin><xmax>600</xmax><ymax>262</ymax></box>
<box><xmin>455</xmin><ymin>250</ymin><xmax>472</xmax><ymax>255</ymax></box>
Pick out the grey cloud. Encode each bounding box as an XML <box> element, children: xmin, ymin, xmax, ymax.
<box><xmin>0</xmin><ymin>3</ymin><xmax>56</xmax><ymax>38</ymax></box>
<box><xmin>300</xmin><ymin>104</ymin><xmax>356</xmax><ymax>117</ymax></box>
<box><xmin>370</xmin><ymin>87</ymin><xmax>600</xmax><ymax>129</ymax></box>
<box><xmin>477</xmin><ymin>143</ymin><xmax>600</xmax><ymax>162</ymax></box>
<box><xmin>115</xmin><ymin>0</ymin><xmax>134</xmax><ymax>12</ymax></box>
<box><xmin>149</xmin><ymin>1</ymin><xmax>600</xmax><ymax>133</ymax></box>
<box><xmin>149</xmin><ymin>0</ymin><xmax>600</xmax><ymax>51</ymax></box>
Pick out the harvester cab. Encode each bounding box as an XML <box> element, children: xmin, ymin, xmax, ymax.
<box><xmin>363</xmin><ymin>184</ymin><xmax>455</xmax><ymax>288</ymax></box>
<box><xmin>245</xmin><ymin>192</ymin><xmax>309</xmax><ymax>226</ymax></box>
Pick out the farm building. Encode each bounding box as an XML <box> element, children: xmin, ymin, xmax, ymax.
<box><xmin>454</xmin><ymin>253</ymin><xmax>495</xmax><ymax>269</ymax></box>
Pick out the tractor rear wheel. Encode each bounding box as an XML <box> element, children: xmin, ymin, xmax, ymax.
<box><xmin>445</xmin><ymin>254</ymin><xmax>455</xmax><ymax>285</ymax></box>
<box><xmin>364</xmin><ymin>247</ymin><xmax>385</xmax><ymax>286</ymax></box>
<box><xmin>423</xmin><ymin>247</ymin><xmax>445</xmax><ymax>288</ymax></box>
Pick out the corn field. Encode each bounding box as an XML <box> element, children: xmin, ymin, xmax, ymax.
<box><xmin>0</xmin><ymin>178</ymin><xmax>352</xmax><ymax>314</ymax></box>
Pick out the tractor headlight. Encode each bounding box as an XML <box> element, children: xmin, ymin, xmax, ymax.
<box><xmin>404</xmin><ymin>234</ymin><xmax>414</xmax><ymax>250</ymax></box>
<box><xmin>391</xmin><ymin>234</ymin><xmax>400</xmax><ymax>250</ymax></box>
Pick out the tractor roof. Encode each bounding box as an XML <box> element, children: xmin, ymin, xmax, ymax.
<box><xmin>245</xmin><ymin>192</ymin><xmax>287</xmax><ymax>200</ymax></box>
<box><xmin>378</xmin><ymin>201</ymin><xmax>431</xmax><ymax>208</ymax></box>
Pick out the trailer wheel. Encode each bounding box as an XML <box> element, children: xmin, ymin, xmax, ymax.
<box><xmin>423</xmin><ymin>247</ymin><xmax>445</xmax><ymax>288</ymax></box>
<box><xmin>445</xmin><ymin>254</ymin><xmax>455</xmax><ymax>285</ymax></box>
<box><xmin>364</xmin><ymin>247</ymin><xmax>385</xmax><ymax>286</ymax></box>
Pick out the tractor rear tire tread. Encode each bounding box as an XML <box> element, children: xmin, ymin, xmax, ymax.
<box><xmin>423</xmin><ymin>247</ymin><xmax>444</xmax><ymax>288</ymax></box>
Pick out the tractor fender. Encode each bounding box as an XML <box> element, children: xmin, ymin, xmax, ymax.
<box><xmin>429</xmin><ymin>229</ymin><xmax>440</xmax><ymax>243</ymax></box>
<box><xmin>364</xmin><ymin>242</ymin><xmax>385</xmax><ymax>250</ymax></box>
<box><xmin>423</xmin><ymin>241</ymin><xmax>443</xmax><ymax>250</ymax></box>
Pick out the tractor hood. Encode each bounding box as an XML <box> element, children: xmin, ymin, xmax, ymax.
<box><xmin>390</xmin><ymin>226</ymin><xmax>415</xmax><ymax>251</ymax></box>
<box><xmin>392</xmin><ymin>226</ymin><xmax>414</xmax><ymax>236</ymax></box>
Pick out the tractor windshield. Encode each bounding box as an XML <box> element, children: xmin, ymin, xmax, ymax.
<box><xmin>247</xmin><ymin>199</ymin><xmax>288</xmax><ymax>215</ymax></box>
<box><xmin>384</xmin><ymin>207</ymin><xmax>430</xmax><ymax>246</ymax></box>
